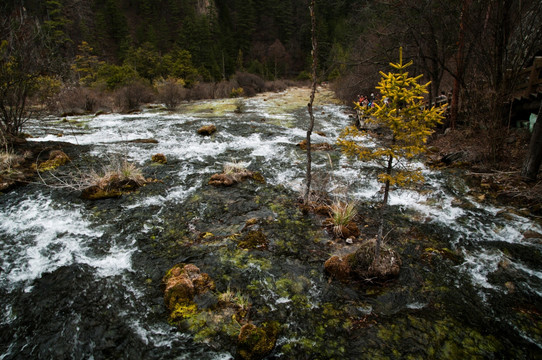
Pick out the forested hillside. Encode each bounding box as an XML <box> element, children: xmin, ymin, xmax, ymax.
<box><xmin>2</xmin><ymin>0</ymin><xmax>359</xmax><ymax>81</ymax></box>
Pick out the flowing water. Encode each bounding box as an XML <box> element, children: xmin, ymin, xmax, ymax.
<box><xmin>1</xmin><ymin>87</ymin><xmax>541</xmax><ymax>359</ymax></box>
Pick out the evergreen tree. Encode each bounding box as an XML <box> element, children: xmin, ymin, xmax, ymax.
<box><xmin>338</xmin><ymin>48</ymin><xmax>444</xmax><ymax>259</ymax></box>
<box><xmin>71</xmin><ymin>41</ymin><xmax>104</xmax><ymax>86</ymax></box>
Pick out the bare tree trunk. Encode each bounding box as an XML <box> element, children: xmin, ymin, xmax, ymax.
<box><xmin>376</xmin><ymin>153</ymin><xmax>393</xmax><ymax>261</ymax></box>
<box><xmin>304</xmin><ymin>0</ymin><xmax>317</xmax><ymax>204</ymax></box>
<box><xmin>521</xmin><ymin>102</ymin><xmax>542</xmax><ymax>182</ymax></box>
<box><xmin>450</xmin><ymin>0</ymin><xmax>471</xmax><ymax>129</ymax></box>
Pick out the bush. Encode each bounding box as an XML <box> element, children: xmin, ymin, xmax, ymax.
<box><xmin>55</xmin><ymin>86</ymin><xmax>107</xmax><ymax>114</ymax></box>
<box><xmin>214</xmin><ymin>79</ymin><xmax>238</xmax><ymax>99</ymax></box>
<box><xmin>234</xmin><ymin>72</ymin><xmax>265</xmax><ymax>97</ymax></box>
<box><xmin>157</xmin><ymin>78</ymin><xmax>186</xmax><ymax>110</ymax></box>
<box><xmin>188</xmin><ymin>83</ymin><xmax>216</xmax><ymax>100</ymax></box>
<box><xmin>230</xmin><ymin>87</ymin><xmax>244</xmax><ymax>98</ymax></box>
<box><xmin>114</xmin><ymin>81</ymin><xmax>154</xmax><ymax>112</ymax></box>
<box><xmin>95</xmin><ymin>64</ymin><xmax>139</xmax><ymax>90</ymax></box>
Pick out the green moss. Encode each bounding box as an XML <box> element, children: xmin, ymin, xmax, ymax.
<box><xmin>237</xmin><ymin>230</ymin><xmax>267</xmax><ymax>250</ymax></box>
<box><xmin>169</xmin><ymin>302</ymin><xmax>198</xmax><ymax>324</ymax></box>
<box><xmin>374</xmin><ymin>315</ymin><xmax>502</xmax><ymax>358</ymax></box>
<box><xmin>237</xmin><ymin>322</ymin><xmax>280</xmax><ymax>360</ymax></box>
<box><xmin>37</xmin><ymin>152</ymin><xmax>70</xmax><ymax>172</ymax></box>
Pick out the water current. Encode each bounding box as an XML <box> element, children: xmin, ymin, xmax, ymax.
<box><xmin>1</xmin><ymin>87</ymin><xmax>541</xmax><ymax>359</ymax></box>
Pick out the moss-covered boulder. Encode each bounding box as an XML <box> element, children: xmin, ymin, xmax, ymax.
<box><xmin>163</xmin><ymin>264</ymin><xmax>215</xmax><ymax>311</ymax></box>
<box><xmin>237</xmin><ymin>322</ymin><xmax>280</xmax><ymax>360</ymax></box>
<box><xmin>324</xmin><ymin>256</ymin><xmax>351</xmax><ymax>282</ymax></box>
<box><xmin>151</xmin><ymin>153</ymin><xmax>167</xmax><ymax>164</ymax></box>
<box><xmin>325</xmin><ymin>239</ymin><xmax>401</xmax><ymax>283</ymax></box>
<box><xmin>347</xmin><ymin>238</ymin><xmax>401</xmax><ymax>280</ymax></box>
<box><xmin>197</xmin><ymin>124</ymin><xmax>217</xmax><ymax>136</ymax></box>
<box><xmin>37</xmin><ymin>150</ymin><xmax>70</xmax><ymax>172</ymax></box>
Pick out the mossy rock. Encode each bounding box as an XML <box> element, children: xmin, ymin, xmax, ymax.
<box><xmin>347</xmin><ymin>239</ymin><xmax>402</xmax><ymax>281</ymax></box>
<box><xmin>37</xmin><ymin>150</ymin><xmax>70</xmax><ymax>172</ymax></box>
<box><xmin>197</xmin><ymin>124</ymin><xmax>217</xmax><ymax>136</ymax></box>
<box><xmin>324</xmin><ymin>256</ymin><xmax>351</xmax><ymax>282</ymax></box>
<box><xmin>209</xmin><ymin>170</ymin><xmax>265</xmax><ymax>187</ymax></box>
<box><xmin>80</xmin><ymin>178</ymin><xmax>142</xmax><ymax>200</ymax></box>
<box><xmin>80</xmin><ymin>187</ymin><xmax>123</xmax><ymax>200</ymax></box>
<box><xmin>237</xmin><ymin>322</ymin><xmax>280</xmax><ymax>360</ymax></box>
<box><xmin>163</xmin><ymin>263</ymin><xmax>215</xmax><ymax>312</ymax></box>
<box><xmin>151</xmin><ymin>153</ymin><xmax>167</xmax><ymax>164</ymax></box>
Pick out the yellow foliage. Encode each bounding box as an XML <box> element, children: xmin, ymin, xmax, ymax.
<box><xmin>338</xmin><ymin>47</ymin><xmax>444</xmax><ymax>197</ymax></box>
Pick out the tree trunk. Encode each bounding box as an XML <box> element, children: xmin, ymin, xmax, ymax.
<box><xmin>450</xmin><ymin>0</ymin><xmax>471</xmax><ymax>129</ymax></box>
<box><xmin>521</xmin><ymin>102</ymin><xmax>542</xmax><ymax>182</ymax></box>
<box><xmin>304</xmin><ymin>0</ymin><xmax>317</xmax><ymax>204</ymax></box>
<box><xmin>376</xmin><ymin>153</ymin><xmax>393</xmax><ymax>261</ymax></box>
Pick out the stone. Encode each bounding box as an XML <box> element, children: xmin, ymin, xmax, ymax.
<box><xmin>151</xmin><ymin>153</ymin><xmax>167</xmax><ymax>164</ymax></box>
<box><xmin>197</xmin><ymin>124</ymin><xmax>217</xmax><ymax>136</ymax></box>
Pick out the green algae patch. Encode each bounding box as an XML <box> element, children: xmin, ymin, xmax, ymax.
<box><xmin>372</xmin><ymin>315</ymin><xmax>503</xmax><ymax>359</ymax></box>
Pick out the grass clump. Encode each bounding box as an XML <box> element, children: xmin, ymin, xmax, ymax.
<box><xmin>327</xmin><ymin>200</ymin><xmax>359</xmax><ymax>238</ymax></box>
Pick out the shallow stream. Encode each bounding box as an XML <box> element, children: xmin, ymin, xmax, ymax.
<box><xmin>1</xmin><ymin>87</ymin><xmax>541</xmax><ymax>359</ymax></box>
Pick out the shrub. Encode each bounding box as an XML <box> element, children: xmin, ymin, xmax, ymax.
<box><xmin>157</xmin><ymin>78</ymin><xmax>186</xmax><ymax>110</ymax></box>
<box><xmin>114</xmin><ymin>81</ymin><xmax>154</xmax><ymax>112</ymax></box>
<box><xmin>95</xmin><ymin>64</ymin><xmax>139</xmax><ymax>90</ymax></box>
<box><xmin>234</xmin><ymin>72</ymin><xmax>265</xmax><ymax>97</ymax></box>
<box><xmin>55</xmin><ymin>86</ymin><xmax>105</xmax><ymax>114</ymax></box>
<box><xmin>234</xmin><ymin>99</ymin><xmax>246</xmax><ymax>114</ymax></box>
<box><xmin>230</xmin><ymin>87</ymin><xmax>244</xmax><ymax>98</ymax></box>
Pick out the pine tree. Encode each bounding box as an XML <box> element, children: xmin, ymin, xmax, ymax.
<box><xmin>71</xmin><ymin>41</ymin><xmax>104</xmax><ymax>86</ymax></box>
<box><xmin>338</xmin><ymin>47</ymin><xmax>444</xmax><ymax>260</ymax></box>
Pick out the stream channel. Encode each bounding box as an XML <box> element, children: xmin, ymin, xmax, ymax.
<box><xmin>1</xmin><ymin>87</ymin><xmax>542</xmax><ymax>359</ymax></box>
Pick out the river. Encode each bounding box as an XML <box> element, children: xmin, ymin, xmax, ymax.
<box><xmin>1</xmin><ymin>87</ymin><xmax>541</xmax><ymax>359</ymax></box>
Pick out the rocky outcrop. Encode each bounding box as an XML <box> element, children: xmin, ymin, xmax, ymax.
<box><xmin>36</xmin><ymin>150</ymin><xmax>71</xmax><ymax>172</ymax></box>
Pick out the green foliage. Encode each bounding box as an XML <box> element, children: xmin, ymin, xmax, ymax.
<box><xmin>72</xmin><ymin>41</ymin><xmax>104</xmax><ymax>86</ymax></box>
<box><xmin>338</xmin><ymin>48</ymin><xmax>444</xmax><ymax>194</ymax></box>
<box><xmin>124</xmin><ymin>43</ymin><xmax>161</xmax><ymax>82</ymax></box>
<box><xmin>95</xmin><ymin>64</ymin><xmax>139</xmax><ymax>90</ymax></box>
<box><xmin>161</xmin><ymin>48</ymin><xmax>199</xmax><ymax>87</ymax></box>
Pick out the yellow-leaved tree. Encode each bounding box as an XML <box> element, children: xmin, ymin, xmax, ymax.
<box><xmin>338</xmin><ymin>47</ymin><xmax>444</xmax><ymax>260</ymax></box>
